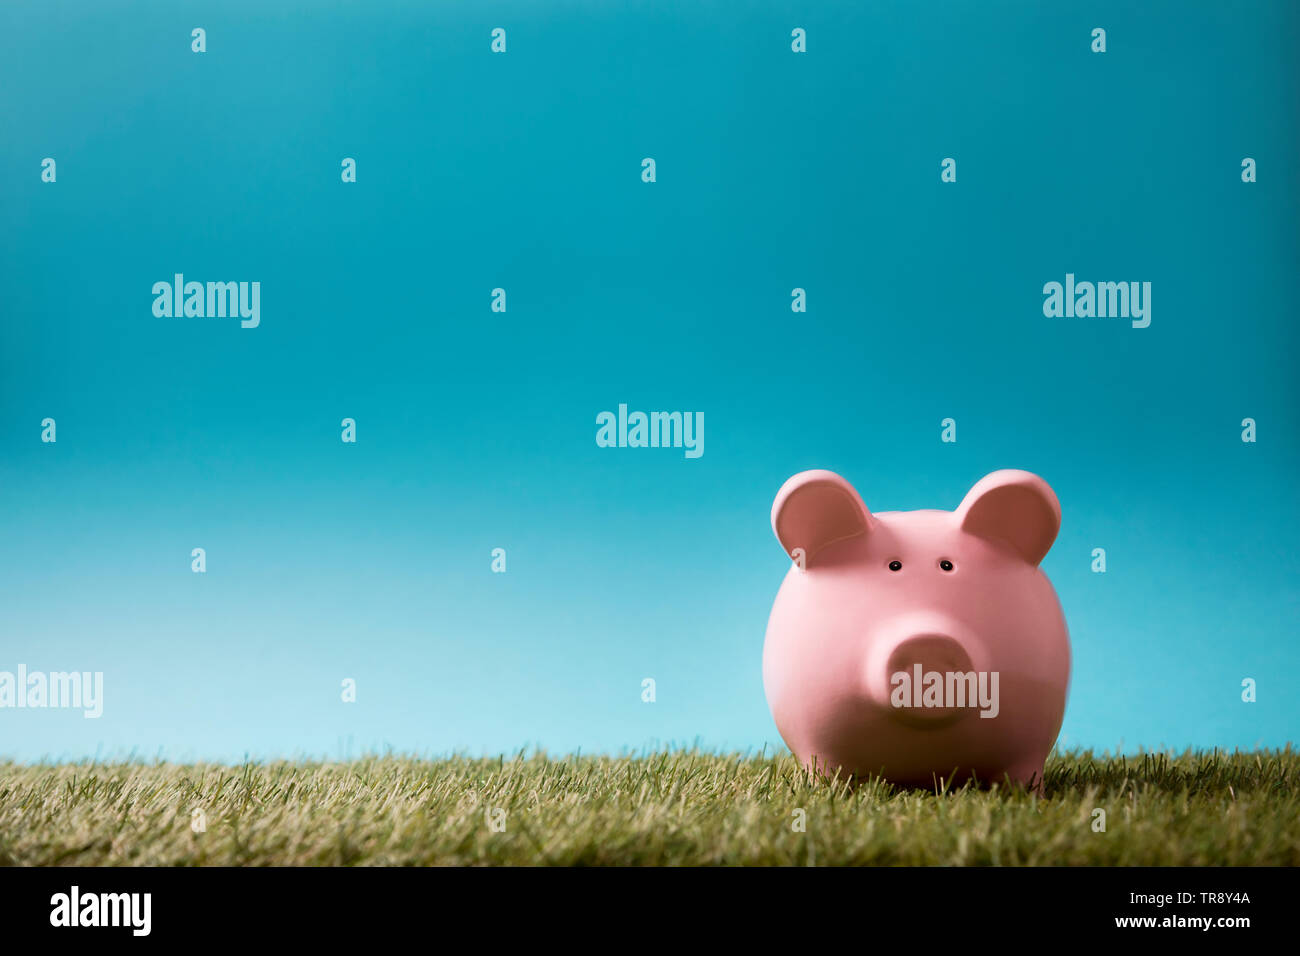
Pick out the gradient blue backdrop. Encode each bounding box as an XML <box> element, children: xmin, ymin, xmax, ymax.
<box><xmin>2</xmin><ymin>0</ymin><xmax>1297</xmax><ymax>762</ymax></box>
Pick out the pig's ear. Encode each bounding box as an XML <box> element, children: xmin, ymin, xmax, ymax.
<box><xmin>772</xmin><ymin>470</ymin><xmax>871</xmax><ymax>564</ymax></box>
<box><xmin>956</xmin><ymin>470</ymin><xmax>1060</xmax><ymax>566</ymax></box>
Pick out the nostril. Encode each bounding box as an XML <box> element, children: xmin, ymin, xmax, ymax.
<box><xmin>888</xmin><ymin>634</ymin><xmax>972</xmax><ymax>678</ymax></box>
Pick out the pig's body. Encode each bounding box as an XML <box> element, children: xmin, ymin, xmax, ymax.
<box><xmin>763</xmin><ymin>470</ymin><xmax>1070</xmax><ymax>789</ymax></box>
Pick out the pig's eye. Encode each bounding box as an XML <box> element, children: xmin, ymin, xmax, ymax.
<box><xmin>939</xmin><ymin>559</ymin><xmax>955</xmax><ymax>572</ymax></box>
<box><xmin>887</xmin><ymin>560</ymin><xmax>903</xmax><ymax>572</ymax></box>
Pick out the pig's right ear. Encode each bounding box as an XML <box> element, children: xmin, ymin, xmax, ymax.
<box><xmin>956</xmin><ymin>470</ymin><xmax>1060</xmax><ymax>566</ymax></box>
<box><xmin>771</xmin><ymin>470</ymin><xmax>871</xmax><ymax>566</ymax></box>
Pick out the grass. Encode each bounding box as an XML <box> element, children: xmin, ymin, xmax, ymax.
<box><xmin>0</xmin><ymin>748</ymin><xmax>1295</xmax><ymax>866</ymax></box>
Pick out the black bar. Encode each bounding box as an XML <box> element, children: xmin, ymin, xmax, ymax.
<box><xmin>1</xmin><ymin>866</ymin><xmax>1293</xmax><ymax>942</ymax></box>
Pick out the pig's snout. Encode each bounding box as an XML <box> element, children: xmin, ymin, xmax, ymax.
<box><xmin>865</xmin><ymin>626</ymin><xmax>978</xmax><ymax>725</ymax></box>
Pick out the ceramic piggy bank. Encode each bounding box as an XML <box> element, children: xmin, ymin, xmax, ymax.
<box><xmin>763</xmin><ymin>469</ymin><xmax>1070</xmax><ymax>789</ymax></box>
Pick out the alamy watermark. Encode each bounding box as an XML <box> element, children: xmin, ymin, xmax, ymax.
<box><xmin>890</xmin><ymin>665</ymin><xmax>999</xmax><ymax>718</ymax></box>
<box><xmin>0</xmin><ymin>665</ymin><xmax>103</xmax><ymax>718</ymax></box>
<box><xmin>596</xmin><ymin>403</ymin><xmax>703</xmax><ymax>459</ymax></box>
<box><xmin>50</xmin><ymin>886</ymin><xmax>150</xmax><ymax>936</ymax></box>
<box><xmin>152</xmin><ymin>274</ymin><xmax>260</xmax><ymax>328</ymax></box>
<box><xmin>1042</xmin><ymin>273</ymin><xmax>1150</xmax><ymax>328</ymax></box>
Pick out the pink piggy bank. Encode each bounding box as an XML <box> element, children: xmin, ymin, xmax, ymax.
<box><xmin>763</xmin><ymin>469</ymin><xmax>1070</xmax><ymax>790</ymax></box>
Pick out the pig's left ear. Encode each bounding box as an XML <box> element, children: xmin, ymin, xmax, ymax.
<box><xmin>956</xmin><ymin>470</ymin><xmax>1060</xmax><ymax>566</ymax></box>
<box><xmin>772</xmin><ymin>470</ymin><xmax>872</xmax><ymax>565</ymax></box>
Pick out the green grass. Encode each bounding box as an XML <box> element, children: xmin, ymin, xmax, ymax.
<box><xmin>0</xmin><ymin>748</ymin><xmax>1295</xmax><ymax>865</ymax></box>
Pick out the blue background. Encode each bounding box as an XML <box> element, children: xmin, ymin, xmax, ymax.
<box><xmin>2</xmin><ymin>1</ymin><xmax>1296</xmax><ymax>762</ymax></box>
